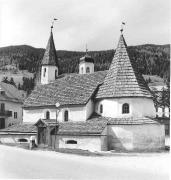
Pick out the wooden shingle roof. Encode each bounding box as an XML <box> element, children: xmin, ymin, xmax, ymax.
<box><xmin>24</xmin><ymin>71</ymin><xmax>107</xmax><ymax>108</ymax></box>
<box><xmin>89</xmin><ymin>116</ymin><xmax>159</xmax><ymax>125</ymax></box>
<box><xmin>35</xmin><ymin>119</ymin><xmax>107</xmax><ymax>135</ymax></box>
<box><xmin>96</xmin><ymin>34</ymin><xmax>152</xmax><ymax>99</ymax></box>
<box><xmin>41</xmin><ymin>31</ymin><xmax>58</xmax><ymax>66</ymax></box>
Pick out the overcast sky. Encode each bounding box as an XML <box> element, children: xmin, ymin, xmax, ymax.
<box><xmin>0</xmin><ymin>0</ymin><xmax>170</xmax><ymax>51</ymax></box>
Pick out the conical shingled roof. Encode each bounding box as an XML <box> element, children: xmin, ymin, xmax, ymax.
<box><xmin>41</xmin><ymin>31</ymin><xmax>58</xmax><ymax>66</ymax></box>
<box><xmin>96</xmin><ymin>34</ymin><xmax>152</xmax><ymax>99</ymax></box>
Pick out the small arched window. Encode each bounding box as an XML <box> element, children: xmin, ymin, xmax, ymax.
<box><xmin>66</xmin><ymin>140</ymin><xmax>77</xmax><ymax>144</ymax></box>
<box><xmin>86</xmin><ymin>67</ymin><xmax>90</xmax><ymax>73</ymax></box>
<box><xmin>55</xmin><ymin>69</ymin><xmax>58</xmax><ymax>79</ymax></box>
<box><xmin>122</xmin><ymin>103</ymin><xmax>129</xmax><ymax>114</ymax></box>
<box><xmin>81</xmin><ymin>67</ymin><xmax>84</xmax><ymax>74</ymax></box>
<box><xmin>100</xmin><ymin>104</ymin><xmax>103</xmax><ymax>113</ymax></box>
<box><xmin>64</xmin><ymin>110</ymin><xmax>68</xmax><ymax>122</ymax></box>
<box><xmin>44</xmin><ymin>68</ymin><xmax>46</xmax><ymax>77</ymax></box>
<box><xmin>46</xmin><ymin>111</ymin><xmax>50</xmax><ymax>119</ymax></box>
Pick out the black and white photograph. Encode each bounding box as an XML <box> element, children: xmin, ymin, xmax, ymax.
<box><xmin>0</xmin><ymin>0</ymin><xmax>170</xmax><ymax>179</ymax></box>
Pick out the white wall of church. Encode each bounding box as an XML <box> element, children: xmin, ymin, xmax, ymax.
<box><xmin>95</xmin><ymin>97</ymin><xmax>156</xmax><ymax>118</ymax></box>
<box><xmin>79</xmin><ymin>62</ymin><xmax>94</xmax><ymax>74</ymax></box>
<box><xmin>52</xmin><ymin>135</ymin><xmax>102</xmax><ymax>151</ymax></box>
<box><xmin>41</xmin><ymin>65</ymin><xmax>58</xmax><ymax>84</ymax></box>
<box><xmin>23</xmin><ymin>99</ymin><xmax>94</xmax><ymax>123</ymax></box>
<box><xmin>108</xmin><ymin>124</ymin><xmax>165</xmax><ymax>151</ymax></box>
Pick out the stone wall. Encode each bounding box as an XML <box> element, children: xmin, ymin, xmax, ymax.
<box><xmin>107</xmin><ymin>124</ymin><xmax>165</xmax><ymax>151</ymax></box>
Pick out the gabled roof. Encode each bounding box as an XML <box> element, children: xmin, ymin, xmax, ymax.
<box><xmin>96</xmin><ymin>34</ymin><xmax>152</xmax><ymax>99</ymax></box>
<box><xmin>0</xmin><ymin>82</ymin><xmax>24</xmax><ymax>103</ymax></box>
<box><xmin>24</xmin><ymin>71</ymin><xmax>107</xmax><ymax>108</ymax></box>
<box><xmin>41</xmin><ymin>31</ymin><xmax>58</xmax><ymax>66</ymax></box>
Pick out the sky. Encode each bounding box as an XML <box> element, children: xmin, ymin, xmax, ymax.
<box><xmin>0</xmin><ymin>0</ymin><xmax>170</xmax><ymax>51</ymax></box>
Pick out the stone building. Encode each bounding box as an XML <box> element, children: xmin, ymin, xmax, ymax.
<box><xmin>0</xmin><ymin>28</ymin><xmax>165</xmax><ymax>151</ymax></box>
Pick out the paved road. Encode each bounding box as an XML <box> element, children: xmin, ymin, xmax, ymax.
<box><xmin>0</xmin><ymin>145</ymin><xmax>169</xmax><ymax>180</ymax></box>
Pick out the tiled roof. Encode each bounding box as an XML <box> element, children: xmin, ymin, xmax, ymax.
<box><xmin>0</xmin><ymin>123</ymin><xmax>36</xmax><ymax>133</ymax></box>
<box><xmin>41</xmin><ymin>31</ymin><xmax>58</xmax><ymax>66</ymax></box>
<box><xmin>35</xmin><ymin>119</ymin><xmax>107</xmax><ymax>135</ymax></box>
<box><xmin>88</xmin><ymin>116</ymin><xmax>159</xmax><ymax>125</ymax></box>
<box><xmin>96</xmin><ymin>34</ymin><xmax>152</xmax><ymax>99</ymax></box>
<box><xmin>24</xmin><ymin>71</ymin><xmax>107</xmax><ymax>107</ymax></box>
<box><xmin>0</xmin><ymin>82</ymin><xmax>24</xmax><ymax>103</ymax></box>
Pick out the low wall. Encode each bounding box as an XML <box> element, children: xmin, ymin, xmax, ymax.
<box><xmin>108</xmin><ymin>124</ymin><xmax>165</xmax><ymax>151</ymax></box>
<box><xmin>0</xmin><ymin>133</ymin><xmax>37</xmax><ymax>147</ymax></box>
<box><xmin>51</xmin><ymin>135</ymin><xmax>107</xmax><ymax>152</ymax></box>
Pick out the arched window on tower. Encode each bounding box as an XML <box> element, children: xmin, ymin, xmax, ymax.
<box><xmin>55</xmin><ymin>69</ymin><xmax>58</xmax><ymax>79</ymax></box>
<box><xmin>45</xmin><ymin>111</ymin><xmax>50</xmax><ymax>119</ymax></box>
<box><xmin>81</xmin><ymin>67</ymin><xmax>83</xmax><ymax>74</ymax></box>
<box><xmin>122</xmin><ymin>103</ymin><xmax>129</xmax><ymax>114</ymax></box>
<box><xmin>100</xmin><ymin>104</ymin><xmax>103</xmax><ymax>114</ymax></box>
<box><xmin>44</xmin><ymin>68</ymin><xmax>46</xmax><ymax>77</ymax></box>
<box><xmin>86</xmin><ymin>67</ymin><xmax>90</xmax><ymax>73</ymax></box>
<box><xmin>64</xmin><ymin>110</ymin><xmax>69</xmax><ymax>122</ymax></box>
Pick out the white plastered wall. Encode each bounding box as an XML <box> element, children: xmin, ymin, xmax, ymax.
<box><xmin>95</xmin><ymin>97</ymin><xmax>156</xmax><ymax>118</ymax></box>
<box><xmin>23</xmin><ymin>100</ymin><xmax>94</xmax><ymax>123</ymax></box>
<box><xmin>107</xmin><ymin>124</ymin><xmax>165</xmax><ymax>151</ymax></box>
<box><xmin>0</xmin><ymin>101</ymin><xmax>23</xmax><ymax>128</ymax></box>
<box><xmin>41</xmin><ymin>65</ymin><xmax>58</xmax><ymax>84</ymax></box>
<box><xmin>79</xmin><ymin>62</ymin><xmax>94</xmax><ymax>74</ymax></box>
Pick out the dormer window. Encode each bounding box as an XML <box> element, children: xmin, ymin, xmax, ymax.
<box><xmin>86</xmin><ymin>67</ymin><xmax>90</xmax><ymax>73</ymax></box>
<box><xmin>122</xmin><ymin>103</ymin><xmax>129</xmax><ymax>114</ymax></box>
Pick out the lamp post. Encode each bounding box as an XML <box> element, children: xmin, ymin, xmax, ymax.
<box><xmin>54</xmin><ymin>102</ymin><xmax>60</xmax><ymax>149</ymax></box>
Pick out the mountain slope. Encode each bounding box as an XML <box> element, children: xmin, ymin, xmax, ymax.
<box><xmin>0</xmin><ymin>44</ymin><xmax>170</xmax><ymax>79</ymax></box>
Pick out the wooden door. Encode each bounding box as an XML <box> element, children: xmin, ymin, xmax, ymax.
<box><xmin>38</xmin><ymin>127</ymin><xmax>46</xmax><ymax>144</ymax></box>
<box><xmin>0</xmin><ymin>118</ymin><xmax>5</xmax><ymax>129</ymax></box>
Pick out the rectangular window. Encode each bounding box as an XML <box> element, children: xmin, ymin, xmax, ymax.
<box><xmin>14</xmin><ymin>112</ymin><xmax>17</xmax><ymax>119</ymax></box>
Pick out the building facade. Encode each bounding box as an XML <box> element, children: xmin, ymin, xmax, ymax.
<box><xmin>0</xmin><ymin>82</ymin><xmax>23</xmax><ymax>129</ymax></box>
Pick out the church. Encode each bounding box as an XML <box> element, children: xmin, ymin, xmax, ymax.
<box><xmin>1</xmin><ymin>27</ymin><xmax>165</xmax><ymax>152</ymax></box>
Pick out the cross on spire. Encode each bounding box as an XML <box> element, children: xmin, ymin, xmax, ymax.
<box><xmin>120</xmin><ymin>22</ymin><xmax>126</xmax><ymax>34</ymax></box>
<box><xmin>51</xmin><ymin>18</ymin><xmax>58</xmax><ymax>32</ymax></box>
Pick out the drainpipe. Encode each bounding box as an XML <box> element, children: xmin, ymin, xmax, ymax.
<box><xmin>54</xmin><ymin>102</ymin><xmax>60</xmax><ymax>149</ymax></box>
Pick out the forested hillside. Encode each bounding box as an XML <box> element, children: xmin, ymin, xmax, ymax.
<box><xmin>0</xmin><ymin>44</ymin><xmax>170</xmax><ymax>80</ymax></box>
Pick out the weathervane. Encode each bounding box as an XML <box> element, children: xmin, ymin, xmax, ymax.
<box><xmin>85</xmin><ymin>44</ymin><xmax>88</xmax><ymax>55</ymax></box>
<box><xmin>51</xmin><ymin>18</ymin><xmax>58</xmax><ymax>31</ymax></box>
<box><xmin>120</xmin><ymin>22</ymin><xmax>126</xmax><ymax>34</ymax></box>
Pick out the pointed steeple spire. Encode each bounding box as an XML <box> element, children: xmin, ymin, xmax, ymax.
<box><xmin>96</xmin><ymin>33</ymin><xmax>152</xmax><ymax>99</ymax></box>
<box><xmin>41</xmin><ymin>30</ymin><xmax>58</xmax><ymax>67</ymax></box>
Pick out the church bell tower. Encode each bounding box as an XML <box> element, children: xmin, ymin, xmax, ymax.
<box><xmin>41</xmin><ymin>27</ymin><xmax>59</xmax><ymax>85</ymax></box>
